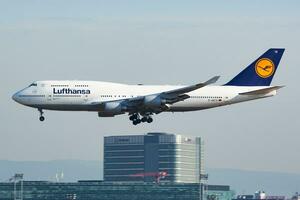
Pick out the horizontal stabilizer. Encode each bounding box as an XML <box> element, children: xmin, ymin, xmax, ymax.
<box><xmin>239</xmin><ymin>86</ymin><xmax>284</xmax><ymax>95</ymax></box>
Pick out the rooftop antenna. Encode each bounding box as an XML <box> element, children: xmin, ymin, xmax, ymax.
<box><xmin>61</xmin><ymin>171</ymin><xmax>64</xmax><ymax>181</ymax></box>
<box><xmin>55</xmin><ymin>171</ymin><xmax>64</xmax><ymax>182</ymax></box>
<box><xmin>55</xmin><ymin>173</ymin><xmax>59</xmax><ymax>182</ymax></box>
<box><xmin>9</xmin><ymin>173</ymin><xmax>23</xmax><ymax>200</ymax></box>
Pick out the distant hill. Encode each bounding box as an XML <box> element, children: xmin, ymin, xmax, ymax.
<box><xmin>0</xmin><ymin>160</ymin><xmax>299</xmax><ymax>196</ymax></box>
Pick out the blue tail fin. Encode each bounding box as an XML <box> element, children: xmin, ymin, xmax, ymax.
<box><xmin>225</xmin><ymin>48</ymin><xmax>285</xmax><ymax>86</ymax></box>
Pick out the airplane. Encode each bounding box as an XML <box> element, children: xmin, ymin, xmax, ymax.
<box><xmin>12</xmin><ymin>48</ymin><xmax>284</xmax><ymax>125</ymax></box>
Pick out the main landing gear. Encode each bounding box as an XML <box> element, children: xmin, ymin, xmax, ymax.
<box><xmin>129</xmin><ymin>113</ymin><xmax>153</xmax><ymax>125</ymax></box>
<box><xmin>38</xmin><ymin>108</ymin><xmax>45</xmax><ymax>121</ymax></box>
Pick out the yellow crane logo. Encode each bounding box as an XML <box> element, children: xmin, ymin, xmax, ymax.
<box><xmin>255</xmin><ymin>58</ymin><xmax>275</xmax><ymax>78</ymax></box>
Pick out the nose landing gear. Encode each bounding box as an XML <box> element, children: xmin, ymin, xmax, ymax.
<box><xmin>39</xmin><ymin>116</ymin><xmax>45</xmax><ymax>121</ymax></box>
<box><xmin>38</xmin><ymin>109</ymin><xmax>45</xmax><ymax>121</ymax></box>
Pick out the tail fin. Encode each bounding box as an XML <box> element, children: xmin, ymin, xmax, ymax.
<box><xmin>225</xmin><ymin>48</ymin><xmax>285</xmax><ymax>86</ymax></box>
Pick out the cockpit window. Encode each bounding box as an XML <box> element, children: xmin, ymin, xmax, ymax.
<box><xmin>29</xmin><ymin>83</ymin><xmax>37</xmax><ymax>87</ymax></box>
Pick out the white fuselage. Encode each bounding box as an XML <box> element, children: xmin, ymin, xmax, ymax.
<box><xmin>12</xmin><ymin>80</ymin><xmax>276</xmax><ymax>113</ymax></box>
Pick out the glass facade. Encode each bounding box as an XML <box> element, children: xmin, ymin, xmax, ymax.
<box><xmin>104</xmin><ymin>133</ymin><xmax>204</xmax><ymax>183</ymax></box>
<box><xmin>104</xmin><ymin>135</ymin><xmax>145</xmax><ymax>182</ymax></box>
<box><xmin>0</xmin><ymin>181</ymin><xmax>233</xmax><ymax>200</ymax></box>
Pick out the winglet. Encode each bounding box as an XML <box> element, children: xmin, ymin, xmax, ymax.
<box><xmin>204</xmin><ymin>76</ymin><xmax>220</xmax><ymax>85</ymax></box>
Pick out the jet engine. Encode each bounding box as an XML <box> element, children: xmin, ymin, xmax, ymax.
<box><xmin>98</xmin><ymin>102</ymin><xmax>126</xmax><ymax>117</ymax></box>
<box><xmin>143</xmin><ymin>95</ymin><xmax>167</xmax><ymax>108</ymax></box>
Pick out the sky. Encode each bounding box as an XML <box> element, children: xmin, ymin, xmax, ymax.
<box><xmin>0</xmin><ymin>0</ymin><xmax>300</xmax><ymax>175</ymax></box>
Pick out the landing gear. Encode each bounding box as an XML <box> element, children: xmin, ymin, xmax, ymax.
<box><xmin>38</xmin><ymin>109</ymin><xmax>45</xmax><ymax>122</ymax></box>
<box><xmin>132</xmin><ymin>118</ymin><xmax>141</xmax><ymax>125</ymax></box>
<box><xmin>129</xmin><ymin>113</ymin><xmax>153</xmax><ymax>125</ymax></box>
<box><xmin>129</xmin><ymin>114</ymin><xmax>138</xmax><ymax>121</ymax></box>
<box><xmin>141</xmin><ymin>117</ymin><xmax>147</xmax><ymax>123</ymax></box>
<box><xmin>130</xmin><ymin>114</ymin><xmax>141</xmax><ymax>125</ymax></box>
<box><xmin>146</xmin><ymin>117</ymin><xmax>153</xmax><ymax>123</ymax></box>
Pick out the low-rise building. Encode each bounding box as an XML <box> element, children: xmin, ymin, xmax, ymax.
<box><xmin>0</xmin><ymin>181</ymin><xmax>234</xmax><ymax>200</ymax></box>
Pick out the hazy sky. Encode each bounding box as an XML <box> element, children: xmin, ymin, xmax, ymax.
<box><xmin>1</xmin><ymin>0</ymin><xmax>299</xmax><ymax>174</ymax></box>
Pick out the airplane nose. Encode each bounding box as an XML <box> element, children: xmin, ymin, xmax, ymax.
<box><xmin>12</xmin><ymin>92</ymin><xmax>19</xmax><ymax>102</ymax></box>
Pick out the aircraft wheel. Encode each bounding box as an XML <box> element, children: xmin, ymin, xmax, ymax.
<box><xmin>133</xmin><ymin>120</ymin><xmax>138</xmax><ymax>125</ymax></box>
<box><xmin>130</xmin><ymin>114</ymin><xmax>138</xmax><ymax>121</ymax></box>
<box><xmin>39</xmin><ymin>116</ymin><xmax>45</xmax><ymax>121</ymax></box>
<box><xmin>147</xmin><ymin>117</ymin><xmax>153</xmax><ymax>123</ymax></box>
<box><xmin>141</xmin><ymin>117</ymin><xmax>147</xmax><ymax>122</ymax></box>
<box><xmin>129</xmin><ymin>115</ymin><xmax>135</xmax><ymax>121</ymax></box>
<box><xmin>136</xmin><ymin>119</ymin><xmax>141</xmax><ymax>124</ymax></box>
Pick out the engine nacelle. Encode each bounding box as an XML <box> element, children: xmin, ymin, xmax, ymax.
<box><xmin>143</xmin><ymin>95</ymin><xmax>166</xmax><ymax>108</ymax></box>
<box><xmin>98</xmin><ymin>102</ymin><xmax>126</xmax><ymax>117</ymax></box>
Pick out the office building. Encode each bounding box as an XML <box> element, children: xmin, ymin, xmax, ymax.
<box><xmin>104</xmin><ymin>132</ymin><xmax>204</xmax><ymax>183</ymax></box>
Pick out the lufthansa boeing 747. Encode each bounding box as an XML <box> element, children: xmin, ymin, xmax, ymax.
<box><xmin>12</xmin><ymin>48</ymin><xmax>284</xmax><ymax>125</ymax></box>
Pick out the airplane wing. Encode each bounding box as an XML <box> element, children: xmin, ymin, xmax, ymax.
<box><xmin>91</xmin><ymin>76</ymin><xmax>220</xmax><ymax>114</ymax></box>
<box><xmin>121</xmin><ymin>76</ymin><xmax>220</xmax><ymax>113</ymax></box>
